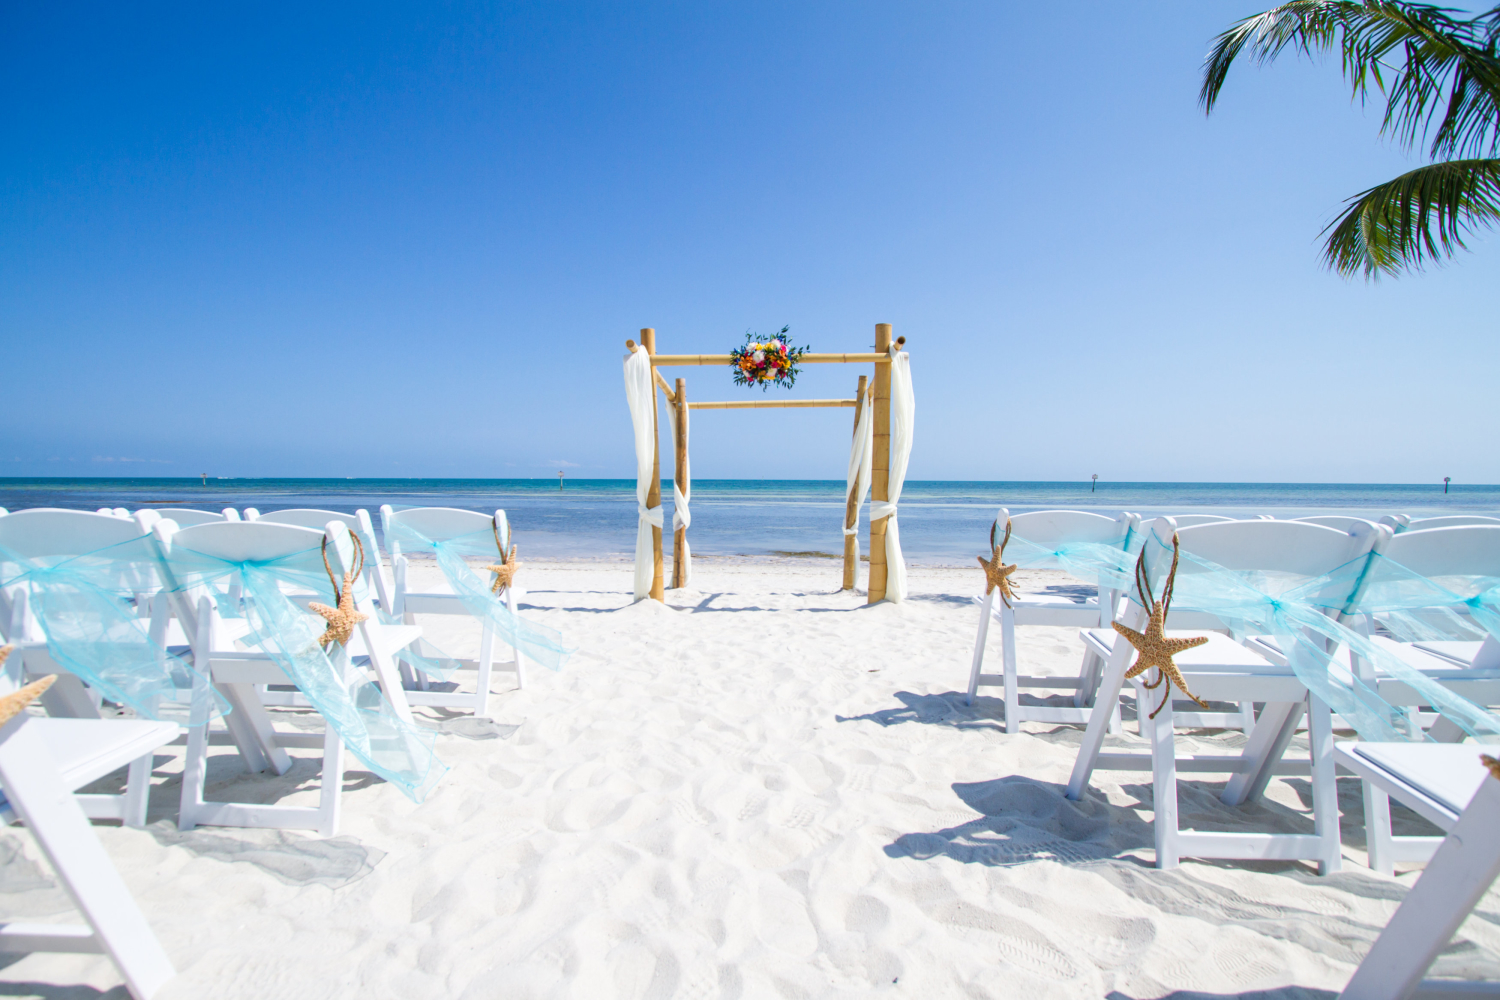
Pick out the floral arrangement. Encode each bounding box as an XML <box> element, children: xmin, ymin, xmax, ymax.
<box><xmin>729</xmin><ymin>326</ymin><xmax>809</xmax><ymax>391</ymax></box>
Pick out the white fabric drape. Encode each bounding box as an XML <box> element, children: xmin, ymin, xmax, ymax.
<box><xmin>623</xmin><ymin>348</ymin><xmax>663</xmax><ymax>601</ymax></box>
<box><xmin>844</xmin><ymin>387</ymin><xmax>873</xmax><ymax>573</ymax></box>
<box><xmin>868</xmin><ymin>345</ymin><xmax>914</xmax><ymax>602</ymax></box>
<box><xmin>663</xmin><ymin>397</ymin><xmax>691</xmax><ymax>588</ymax></box>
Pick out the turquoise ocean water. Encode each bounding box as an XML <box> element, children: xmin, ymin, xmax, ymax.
<box><xmin>1</xmin><ymin>478</ymin><xmax>1494</xmax><ymax>565</ymax></box>
<box><xmin>5</xmin><ymin>479</ymin><xmax>1494</xmax><ymax>566</ymax></box>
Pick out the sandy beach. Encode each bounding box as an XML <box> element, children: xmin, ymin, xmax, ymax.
<box><xmin>5</xmin><ymin>557</ymin><xmax>1500</xmax><ymax>999</ymax></box>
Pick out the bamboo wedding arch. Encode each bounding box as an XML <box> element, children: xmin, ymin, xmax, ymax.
<box><xmin>623</xmin><ymin>323</ymin><xmax>911</xmax><ymax>605</ymax></box>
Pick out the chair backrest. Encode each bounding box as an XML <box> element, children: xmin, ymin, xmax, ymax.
<box><xmin>379</xmin><ymin>505</ymin><xmax>511</xmax><ymax>555</ymax></box>
<box><xmin>1294</xmin><ymin>515</ymin><xmax>1379</xmax><ymax>531</ymax></box>
<box><xmin>1166</xmin><ymin>514</ymin><xmax>1236</xmax><ymax>528</ymax></box>
<box><xmin>160</xmin><ymin>518</ymin><xmax>367</xmax><ymax>608</ymax></box>
<box><xmin>1377</xmin><ymin>525</ymin><xmax>1500</xmax><ymax>580</ymax></box>
<box><xmin>247</xmin><ymin>507</ymin><xmax>362</xmax><ymax>532</ymax></box>
<box><xmin>1144</xmin><ymin>516</ymin><xmax>1382</xmax><ymax>609</ymax></box>
<box><xmin>136</xmin><ymin>508</ymin><xmax>239</xmax><ymax>526</ymax></box>
<box><xmin>991</xmin><ymin>508</ymin><xmax>1134</xmax><ymax>549</ymax></box>
<box><xmin>1406</xmin><ymin>515</ymin><xmax>1500</xmax><ymax>531</ymax></box>
<box><xmin>0</xmin><ymin>509</ymin><xmax>153</xmax><ymax>562</ymax></box>
<box><xmin>1380</xmin><ymin>514</ymin><xmax>1412</xmax><ymax>532</ymax></box>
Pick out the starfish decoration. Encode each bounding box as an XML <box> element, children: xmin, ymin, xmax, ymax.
<box><xmin>309</xmin><ymin>538</ymin><xmax>369</xmax><ymax>648</ymax></box>
<box><xmin>1112</xmin><ymin>534</ymin><xmax>1210</xmax><ymax>719</ymax></box>
<box><xmin>0</xmin><ymin>662</ymin><xmax>56</xmax><ymax>728</ymax></box>
<box><xmin>485</xmin><ymin>544</ymin><xmax>520</xmax><ymax>596</ymax></box>
<box><xmin>1483</xmin><ymin>754</ymin><xmax>1500</xmax><ymax>783</ymax></box>
<box><xmin>977</xmin><ymin>518</ymin><xmax>1018</xmax><ymax>607</ymax></box>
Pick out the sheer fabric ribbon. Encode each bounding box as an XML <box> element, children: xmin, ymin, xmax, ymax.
<box><xmin>624</xmin><ymin>347</ymin><xmax>664</xmax><ymax>600</ymax></box>
<box><xmin>844</xmin><ymin>385</ymin><xmax>874</xmax><ymax>567</ymax></box>
<box><xmin>1134</xmin><ymin>534</ymin><xmax>1500</xmax><ymax>744</ymax></box>
<box><xmin>0</xmin><ymin>535</ymin><xmax>224</xmax><ymax>725</ymax></box>
<box><xmin>869</xmin><ymin>345</ymin><xmax>914</xmax><ymax>601</ymax></box>
<box><xmin>381</xmin><ymin>519</ymin><xmax>573</xmax><ymax>673</ymax></box>
<box><xmin>165</xmin><ymin>541</ymin><xmax>446</xmax><ymax>801</ymax></box>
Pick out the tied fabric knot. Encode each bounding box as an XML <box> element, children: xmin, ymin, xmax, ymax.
<box><xmin>639</xmin><ymin>504</ymin><xmax>664</xmax><ymax>528</ymax></box>
<box><xmin>978</xmin><ymin>518</ymin><xmax>1019</xmax><ymax>608</ymax></box>
<box><xmin>309</xmin><ymin>535</ymin><xmax>369</xmax><ymax>649</ymax></box>
<box><xmin>1113</xmin><ymin>533</ymin><xmax>1211</xmax><ymax>719</ymax></box>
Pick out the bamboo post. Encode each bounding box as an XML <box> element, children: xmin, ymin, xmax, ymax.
<box><xmin>642</xmin><ymin>327</ymin><xmax>664</xmax><ymax>601</ymax></box>
<box><xmin>672</xmin><ymin>376</ymin><xmax>687</xmax><ymax>589</ymax></box>
<box><xmin>842</xmin><ymin>374</ymin><xmax>869</xmax><ymax>591</ymax></box>
<box><xmin>868</xmin><ymin>324</ymin><xmax>893</xmax><ymax>604</ymax></box>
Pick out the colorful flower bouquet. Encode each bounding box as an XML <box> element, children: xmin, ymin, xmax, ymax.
<box><xmin>729</xmin><ymin>326</ymin><xmax>809</xmax><ymax>391</ymax></box>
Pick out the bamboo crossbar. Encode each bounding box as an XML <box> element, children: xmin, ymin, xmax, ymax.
<box><xmin>653</xmin><ymin>369</ymin><xmax>677</xmax><ymax>403</ymax></box>
<box><xmin>650</xmin><ymin>352</ymin><xmax>892</xmax><ymax>366</ymax></box>
<box><xmin>689</xmin><ymin>398</ymin><xmax>857</xmax><ymax>410</ymax></box>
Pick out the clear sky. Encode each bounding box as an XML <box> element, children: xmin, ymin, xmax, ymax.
<box><xmin>3</xmin><ymin>3</ymin><xmax>1495</xmax><ymax>485</ymax></box>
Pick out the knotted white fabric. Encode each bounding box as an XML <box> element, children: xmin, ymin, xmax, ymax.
<box><xmin>868</xmin><ymin>345</ymin><xmax>914</xmax><ymax>602</ymax></box>
<box><xmin>663</xmin><ymin>396</ymin><xmax>691</xmax><ymax>588</ymax></box>
<box><xmin>623</xmin><ymin>347</ymin><xmax>663</xmax><ymax>601</ymax></box>
<box><xmin>843</xmin><ymin>386</ymin><xmax>874</xmax><ymax>569</ymax></box>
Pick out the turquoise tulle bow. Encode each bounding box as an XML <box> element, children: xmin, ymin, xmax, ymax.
<box><xmin>0</xmin><ymin>534</ymin><xmax>225</xmax><ymax>725</ymax></box>
<box><xmin>1000</xmin><ymin>529</ymin><xmax>1141</xmax><ymax>594</ymax></box>
<box><xmin>382</xmin><ymin>517</ymin><xmax>573</xmax><ymax>673</ymax></box>
<box><xmin>1346</xmin><ymin>551</ymin><xmax>1500</xmax><ymax>646</ymax></box>
<box><xmin>1136</xmin><ymin>533</ymin><xmax>1500</xmax><ymax>744</ymax></box>
<box><xmin>164</xmin><ymin>539</ymin><xmax>447</xmax><ymax>803</ymax></box>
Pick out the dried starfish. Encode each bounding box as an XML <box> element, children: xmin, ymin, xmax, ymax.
<box><xmin>485</xmin><ymin>544</ymin><xmax>520</xmax><ymax>596</ymax></box>
<box><xmin>309</xmin><ymin>538</ymin><xmax>368</xmax><ymax>648</ymax></box>
<box><xmin>977</xmin><ymin>518</ymin><xmax>1018</xmax><ymax>608</ymax></box>
<box><xmin>0</xmin><ymin>668</ymin><xmax>56</xmax><ymax>727</ymax></box>
<box><xmin>1112</xmin><ymin>534</ymin><xmax>1210</xmax><ymax>718</ymax></box>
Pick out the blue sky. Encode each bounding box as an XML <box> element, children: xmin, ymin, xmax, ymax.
<box><xmin>3</xmin><ymin>2</ymin><xmax>1495</xmax><ymax>484</ymax></box>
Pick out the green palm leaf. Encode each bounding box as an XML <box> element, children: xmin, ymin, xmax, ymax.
<box><xmin>1324</xmin><ymin>158</ymin><xmax>1500</xmax><ymax>275</ymax></box>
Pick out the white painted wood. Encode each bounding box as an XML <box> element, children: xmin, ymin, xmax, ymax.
<box><xmin>1339</xmin><ymin>765</ymin><xmax>1500</xmax><ymax>1000</ymax></box>
<box><xmin>0</xmin><ymin>712</ymin><xmax>176</xmax><ymax>998</ymax></box>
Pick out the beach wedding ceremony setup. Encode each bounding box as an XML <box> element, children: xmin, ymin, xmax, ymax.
<box><xmin>7</xmin><ymin>0</ymin><xmax>1500</xmax><ymax>998</ymax></box>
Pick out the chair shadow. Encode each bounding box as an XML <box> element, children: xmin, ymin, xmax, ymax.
<box><xmin>836</xmin><ymin>690</ymin><xmax>1005</xmax><ymax>732</ymax></box>
<box><xmin>883</xmin><ymin>775</ymin><xmax>1153</xmax><ymax>866</ymax></box>
<box><xmin>1107</xmin><ymin>991</ymin><xmax>1335</xmax><ymax>1000</ymax></box>
<box><xmin>0</xmin><ymin>981</ymin><xmax>128</xmax><ymax>999</ymax></box>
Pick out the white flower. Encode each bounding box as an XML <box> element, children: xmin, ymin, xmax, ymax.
<box><xmin>753</xmin><ymin>350</ymin><xmax>765</xmax><ymax>362</ymax></box>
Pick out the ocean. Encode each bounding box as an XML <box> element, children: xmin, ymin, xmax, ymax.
<box><xmin>1</xmin><ymin>478</ymin><xmax>1494</xmax><ymax>565</ymax></box>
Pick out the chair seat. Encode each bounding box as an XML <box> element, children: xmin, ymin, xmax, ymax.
<box><xmin>1336</xmin><ymin>742</ymin><xmax>1491</xmax><ymax>824</ymax></box>
<box><xmin>1413</xmin><ymin>641</ymin><xmax>1484</xmax><ymax>667</ymax></box>
<box><xmin>7</xmin><ymin>719</ymin><xmax>179</xmax><ymax>794</ymax></box>
<box><xmin>1083</xmin><ymin>628</ymin><xmax>1283</xmax><ymax>672</ymax></box>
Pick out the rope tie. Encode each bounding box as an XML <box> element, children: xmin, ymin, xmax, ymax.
<box><xmin>309</xmin><ymin>534</ymin><xmax>370</xmax><ymax>648</ymax></box>
<box><xmin>485</xmin><ymin>515</ymin><xmax>520</xmax><ymax>596</ymax></box>
<box><xmin>977</xmin><ymin>518</ymin><xmax>1019</xmax><ymax>608</ymax></box>
<box><xmin>1112</xmin><ymin>533</ymin><xmax>1210</xmax><ymax>718</ymax></box>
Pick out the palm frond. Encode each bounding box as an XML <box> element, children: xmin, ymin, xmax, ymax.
<box><xmin>1202</xmin><ymin>1</ymin><xmax>1500</xmax><ymax>159</ymax></box>
<box><xmin>1322</xmin><ymin>157</ymin><xmax>1500</xmax><ymax>275</ymax></box>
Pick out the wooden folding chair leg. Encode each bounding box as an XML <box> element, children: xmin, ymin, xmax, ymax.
<box><xmin>0</xmin><ymin>715</ymin><xmax>175</xmax><ymax>999</ymax></box>
<box><xmin>122</xmin><ymin>754</ymin><xmax>153</xmax><ymax>828</ymax></box>
<box><xmin>476</xmin><ymin>623</ymin><xmax>495</xmax><ymax>719</ymax></box>
<box><xmin>1001</xmin><ymin>604</ymin><xmax>1020</xmax><ymax>735</ymax></box>
<box><xmin>220</xmin><ymin>683</ymin><xmax>290</xmax><ymax>775</ymax></box>
<box><xmin>38</xmin><ymin>674</ymin><xmax>102</xmax><ymax>720</ymax></box>
<box><xmin>1364</xmin><ymin>783</ymin><xmax>1396</xmax><ymax>876</ymax></box>
<box><xmin>1222</xmin><ymin>700</ymin><xmax>1304</xmax><ymax>806</ymax></box>
<box><xmin>1067</xmin><ymin>634</ymin><xmax>1135</xmax><ymax>801</ymax></box>
<box><xmin>1340</xmin><ymin>777</ymin><xmax>1500</xmax><ymax>1000</ymax></box>
<box><xmin>1307</xmin><ymin>696</ymin><xmax>1342</xmax><ymax>875</ymax></box>
<box><xmin>1149</xmin><ymin>691</ymin><xmax>1181</xmax><ymax>869</ymax></box>
<box><xmin>967</xmin><ymin>590</ymin><xmax>994</xmax><ymax>706</ymax></box>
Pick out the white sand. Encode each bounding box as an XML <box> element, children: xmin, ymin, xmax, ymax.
<box><xmin>6</xmin><ymin>557</ymin><xmax>1500</xmax><ymax>999</ymax></box>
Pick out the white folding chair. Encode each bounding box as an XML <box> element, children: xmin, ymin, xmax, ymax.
<box><xmin>1295</xmin><ymin>515</ymin><xmax>1380</xmax><ymax>531</ymax></box>
<box><xmin>967</xmin><ymin>509</ymin><xmax>1137</xmax><ymax>733</ymax></box>
<box><xmin>161</xmin><ymin>519</ymin><xmax>419</xmax><ymax>836</ymax></box>
<box><xmin>0</xmin><ymin>510</ymin><xmax>180</xmax><ymax>825</ymax></box>
<box><xmin>0</xmin><ymin>680</ymin><xmax>176</xmax><ymax>999</ymax></box>
<box><xmin>1067</xmin><ymin>517</ymin><xmax>1383</xmax><ymax>873</ymax></box>
<box><xmin>380</xmin><ymin>505</ymin><xmax>526</xmax><ymax>715</ymax></box>
<box><xmin>1406</xmin><ymin>515</ymin><xmax>1500</xmax><ymax>531</ymax></box>
<box><xmin>1336</xmin><ymin>744</ymin><xmax>1500</xmax><ymax>1000</ymax></box>
<box><xmin>1328</xmin><ymin>526</ymin><xmax>1500</xmax><ymax>874</ymax></box>
<box><xmin>242</xmin><ymin>507</ymin><xmax>392</xmax><ymax>617</ymax></box>
<box><xmin>1166</xmin><ymin>514</ymin><xmax>1237</xmax><ymax>528</ymax></box>
<box><xmin>135</xmin><ymin>508</ymin><xmax>239</xmax><ymax>526</ymax></box>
